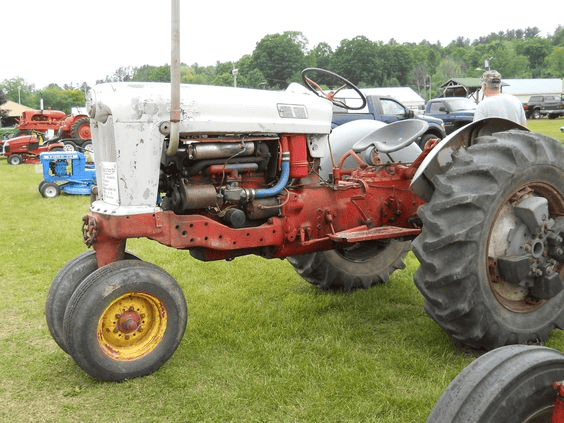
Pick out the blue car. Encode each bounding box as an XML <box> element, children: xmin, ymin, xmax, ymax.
<box><xmin>425</xmin><ymin>97</ymin><xmax>476</xmax><ymax>135</ymax></box>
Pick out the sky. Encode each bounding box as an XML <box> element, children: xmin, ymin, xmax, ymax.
<box><xmin>1</xmin><ymin>0</ymin><xmax>563</xmax><ymax>89</ymax></box>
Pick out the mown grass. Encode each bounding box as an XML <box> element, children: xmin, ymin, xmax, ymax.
<box><xmin>1</xmin><ymin>118</ymin><xmax>564</xmax><ymax>422</ymax></box>
<box><xmin>528</xmin><ymin>116</ymin><xmax>564</xmax><ymax>142</ymax></box>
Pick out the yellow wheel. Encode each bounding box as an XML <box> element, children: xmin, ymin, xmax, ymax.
<box><xmin>98</xmin><ymin>292</ymin><xmax>168</xmax><ymax>360</ymax></box>
<box><xmin>63</xmin><ymin>260</ymin><xmax>187</xmax><ymax>381</ymax></box>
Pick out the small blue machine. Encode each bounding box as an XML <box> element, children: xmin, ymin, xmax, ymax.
<box><xmin>38</xmin><ymin>151</ymin><xmax>96</xmax><ymax>198</ymax></box>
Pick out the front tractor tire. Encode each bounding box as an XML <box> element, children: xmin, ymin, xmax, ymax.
<box><xmin>413</xmin><ymin>130</ymin><xmax>564</xmax><ymax>350</ymax></box>
<box><xmin>62</xmin><ymin>260</ymin><xmax>187</xmax><ymax>381</ymax></box>
<box><xmin>288</xmin><ymin>238</ymin><xmax>410</xmax><ymax>291</ymax></box>
<box><xmin>45</xmin><ymin>251</ymin><xmax>139</xmax><ymax>354</ymax></box>
<box><xmin>428</xmin><ymin>345</ymin><xmax>564</xmax><ymax>422</ymax></box>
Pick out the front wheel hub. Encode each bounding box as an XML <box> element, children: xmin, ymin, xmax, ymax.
<box><xmin>97</xmin><ymin>292</ymin><xmax>167</xmax><ymax>360</ymax></box>
<box><xmin>116</xmin><ymin>307</ymin><xmax>143</xmax><ymax>334</ymax></box>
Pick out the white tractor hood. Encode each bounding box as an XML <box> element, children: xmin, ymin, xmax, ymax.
<box><xmin>88</xmin><ymin>82</ymin><xmax>333</xmax><ymax>135</ymax></box>
<box><xmin>87</xmin><ymin>82</ymin><xmax>333</xmax><ymax>215</ymax></box>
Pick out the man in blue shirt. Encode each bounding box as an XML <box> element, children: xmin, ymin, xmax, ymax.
<box><xmin>474</xmin><ymin>70</ymin><xmax>527</xmax><ymax>127</ymax></box>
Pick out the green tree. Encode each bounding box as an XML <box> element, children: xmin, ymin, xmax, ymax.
<box><xmin>551</xmin><ymin>25</ymin><xmax>564</xmax><ymax>46</ymax></box>
<box><xmin>236</xmin><ymin>55</ymin><xmax>267</xmax><ymax>89</ymax></box>
<box><xmin>132</xmin><ymin>65</ymin><xmax>171</xmax><ymax>82</ymax></box>
<box><xmin>435</xmin><ymin>57</ymin><xmax>465</xmax><ymax>80</ymax></box>
<box><xmin>546</xmin><ymin>46</ymin><xmax>564</xmax><ymax>77</ymax></box>
<box><xmin>307</xmin><ymin>42</ymin><xmax>334</xmax><ymax>70</ymax></box>
<box><xmin>0</xmin><ymin>89</ymin><xmax>7</xmax><ymax>122</ymax></box>
<box><xmin>100</xmin><ymin>66</ymin><xmax>136</xmax><ymax>83</ymax></box>
<box><xmin>0</xmin><ymin>78</ymin><xmax>35</xmax><ymax>107</ymax></box>
<box><xmin>411</xmin><ymin>41</ymin><xmax>442</xmax><ymax>77</ymax></box>
<box><xmin>332</xmin><ymin>36</ymin><xmax>382</xmax><ymax>86</ymax></box>
<box><xmin>36</xmin><ymin>85</ymin><xmax>85</xmax><ymax>113</ymax></box>
<box><xmin>516</xmin><ymin>37</ymin><xmax>551</xmax><ymax>77</ymax></box>
<box><xmin>379</xmin><ymin>43</ymin><xmax>414</xmax><ymax>86</ymax></box>
<box><xmin>251</xmin><ymin>32</ymin><xmax>307</xmax><ymax>89</ymax></box>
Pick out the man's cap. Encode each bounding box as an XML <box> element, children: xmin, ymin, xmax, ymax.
<box><xmin>481</xmin><ymin>70</ymin><xmax>502</xmax><ymax>88</ymax></box>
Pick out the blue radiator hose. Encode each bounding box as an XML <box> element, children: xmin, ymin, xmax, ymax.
<box><xmin>254</xmin><ymin>152</ymin><xmax>290</xmax><ymax>199</ymax></box>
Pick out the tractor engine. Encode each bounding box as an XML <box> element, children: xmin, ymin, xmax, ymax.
<box><xmin>159</xmin><ymin>134</ymin><xmax>306</xmax><ymax>228</ymax></box>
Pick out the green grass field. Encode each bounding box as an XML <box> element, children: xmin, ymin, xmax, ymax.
<box><xmin>528</xmin><ymin>117</ymin><xmax>564</xmax><ymax>142</ymax></box>
<box><xmin>1</xmin><ymin>118</ymin><xmax>564</xmax><ymax>422</ymax></box>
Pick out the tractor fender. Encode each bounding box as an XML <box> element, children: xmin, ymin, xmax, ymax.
<box><xmin>410</xmin><ymin>117</ymin><xmax>528</xmax><ymax>202</ymax></box>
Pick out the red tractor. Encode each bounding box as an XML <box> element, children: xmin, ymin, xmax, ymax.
<box><xmin>3</xmin><ymin>110</ymin><xmax>94</xmax><ymax>164</ymax></box>
<box><xmin>44</xmin><ymin>3</ymin><xmax>564</xmax><ymax>383</ymax></box>
<box><xmin>2</xmin><ymin>132</ymin><xmax>64</xmax><ymax>165</ymax></box>
<box><xmin>17</xmin><ymin>109</ymin><xmax>91</xmax><ymax>143</ymax></box>
<box><xmin>45</xmin><ymin>65</ymin><xmax>564</xmax><ymax>383</ymax></box>
<box><xmin>18</xmin><ymin>109</ymin><xmax>91</xmax><ymax>150</ymax></box>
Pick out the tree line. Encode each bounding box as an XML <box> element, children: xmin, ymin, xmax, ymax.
<box><xmin>2</xmin><ymin>26</ymin><xmax>564</xmax><ymax>115</ymax></box>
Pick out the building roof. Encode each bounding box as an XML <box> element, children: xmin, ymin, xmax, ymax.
<box><xmin>0</xmin><ymin>100</ymin><xmax>33</xmax><ymax>117</ymax></box>
<box><xmin>501</xmin><ymin>79</ymin><xmax>563</xmax><ymax>96</ymax></box>
<box><xmin>441</xmin><ymin>78</ymin><xmax>483</xmax><ymax>90</ymax></box>
<box><xmin>440</xmin><ymin>78</ymin><xmax>483</xmax><ymax>99</ymax></box>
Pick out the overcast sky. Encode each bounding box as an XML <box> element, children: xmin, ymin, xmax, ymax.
<box><xmin>2</xmin><ymin>0</ymin><xmax>562</xmax><ymax>89</ymax></box>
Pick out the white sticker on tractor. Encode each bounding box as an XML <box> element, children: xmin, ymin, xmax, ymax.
<box><xmin>101</xmin><ymin>161</ymin><xmax>119</xmax><ymax>205</ymax></box>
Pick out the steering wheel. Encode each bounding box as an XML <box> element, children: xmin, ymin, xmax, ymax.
<box><xmin>301</xmin><ymin>68</ymin><xmax>367</xmax><ymax>110</ymax></box>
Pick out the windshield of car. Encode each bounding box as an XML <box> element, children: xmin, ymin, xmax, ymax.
<box><xmin>446</xmin><ymin>98</ymin><xmax>476</xmax><ymax>111</ymax></box>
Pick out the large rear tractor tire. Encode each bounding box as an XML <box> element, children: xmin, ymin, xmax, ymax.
<box><xmin>413</xmin><ymin>130</ymin><xmax>564</xmax><ymax>350</ymax></box>
<box><xmin>46</xmin><ymin>251</ymin><xmax>139</xmax><ymax>354</ymax></box>
<box><xmin>71</xmin><ymin>117</ymin><xmax>91</xmax><ymax>141</ymax></box>
<box><xmin>428</xmin><ymin>345</ymin><xmax>564</xmax><ymax>422</ymax></box>
<box><xmin>288</xmin><ymin>238</ymin><xmax>410</xmax><ymax>291</ymax></box>
<box><xmin>63</xmin><ymin>260</ymin><xmax>187</xmax><ymax>381</ymax></box>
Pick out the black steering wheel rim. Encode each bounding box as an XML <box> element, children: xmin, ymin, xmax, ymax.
<box><xmin>301</xmin><ymin>68</ymin><xmax>367</xmax><ymax>111</ymax></box>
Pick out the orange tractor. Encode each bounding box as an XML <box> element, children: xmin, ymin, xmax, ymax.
<box><xmin>16</xmin><ymin>109</ymin><xmax>92</xmax><ymax>149</ymax></box>
<box><xmin>2</xmin><ymin>110</ymin><xmax>93</xmax><ymax>164</ymax></box>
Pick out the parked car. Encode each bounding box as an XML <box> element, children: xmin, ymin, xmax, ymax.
<box><xmin>425</xmin><ymin>97</ymin><xmax>476</xmax><ymax>135</ymax></box>
<box><xmin>332</xmin><ymin>95</ymin><xmax>446</xmax><ymax>148</ymax></box>
<box><xmin>524</xmin><ymin>95</ymin><xmax>564</xmax><ymax>119</ymax></box>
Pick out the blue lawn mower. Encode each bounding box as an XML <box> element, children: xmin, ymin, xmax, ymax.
<box><xmin>38</xmin><ymin>151</ymin><xmax>96</xmax><ymax>198</ymax></box>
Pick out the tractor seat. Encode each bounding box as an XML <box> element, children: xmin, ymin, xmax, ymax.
<box><xmin>352</xmin><ymin>119</ymin><xmax>428</xmax><ymax>154</ymax></box>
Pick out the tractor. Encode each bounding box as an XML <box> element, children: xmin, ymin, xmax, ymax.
<box><xmin>38</xmin><ymin>151</ymin><xmax>96</xmax><ymax>198</ymax></box>
<box><xmin>45</xmin><ymin>3</ymin><xmax>564</xmax><ymax>382</ymax></box>
<box><xmin>15</xmin><ymin>109</ymin><xmax>93</xmax><ymax>155</ymax></box>
<box><xmin>2</xmin><ymin>132</ymin><xmax>64</xmax><ymax>165</ymax></box>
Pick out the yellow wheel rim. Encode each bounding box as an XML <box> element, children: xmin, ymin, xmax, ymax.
<box><xmin>97</xmin><ymin>292</ymin><xmax>167</xmax><ymax>360</ymax></box>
